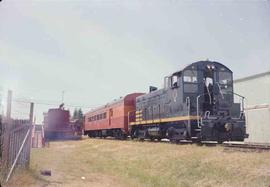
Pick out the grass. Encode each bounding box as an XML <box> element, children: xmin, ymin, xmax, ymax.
<box><xmin>6</xmin><ymin>138</ymin><xmax>270</xmax><ymax>187</ymax></box>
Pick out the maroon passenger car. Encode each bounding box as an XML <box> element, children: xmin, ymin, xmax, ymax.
<box><xmin>84</xmin><ymin>93</ymin><xmax>144</xmax><ymax>139</ymax></box>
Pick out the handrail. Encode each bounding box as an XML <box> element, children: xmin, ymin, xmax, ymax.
<box><xmin>204</xmin><ymin>111</ymin><xmax>210</xmax><ymax>119</ymax></box>
<box><xmin>216</xmin><ymin>83</ymin><xmax>224</xmax><ymax>99</ymax></box>
<box><xmin>185</xmin><ymin>97</ymin><xmax>190</xmax><ymax>116</ymax></box>
<box><xmin>213</xmin><ymin>83</ymin><xmax>245</xmax><ymax>112</ymax></box>
<box><xmin>127</xmin><ymin>111</ymin><xmax>131</xmax><ymax>125</ymax></box>
<box><xmin>206</xmin><ymin>84</ymin><xmax>212</xmax><ymax>104</ymax></box>
<box><xmin>195</xmin><ymin>85</ymin><xmax>245</xmax><ymax>128</ymax></box>
<box><xmin>227</xmin><ymin>91</ymin><xmax>245</xmax><ymax>112</ymax></box>
<box><xmin>229</xmin><ymin>91</ymin><xmax>245</xmax><ymax>99</ymax></box>
<box><xmin>127</xmin><ymin>110</ymin><xmax>136</xmax><ymax>124</ymax></box>
<box><xmin>186</xmin><ymin>97</ymin><xmax>191</xmax><ymax>135</ymax></box>
<box><xmin>196</xmin><ymin>93</ymin><xmax>208</xmax><ymax>128</ymax></box>
<box><xmin>151</xmin><ymin>106</ymin><xmax>154</xmax><ymax>123</ymax></box>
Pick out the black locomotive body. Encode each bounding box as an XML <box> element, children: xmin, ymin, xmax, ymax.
<box><xmin>129</xmin><ymin>61</ymin><xmax>248</xmax><ymax>143</ymax></box>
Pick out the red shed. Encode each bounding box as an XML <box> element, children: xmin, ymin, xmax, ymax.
<box><xmin>84</xmin><ymin>93</ymin><xmax>144</xmax><ymax>139</ymax></box>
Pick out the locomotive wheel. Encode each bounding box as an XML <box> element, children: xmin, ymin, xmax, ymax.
<box><xmin>167</xmin><ymin>127</ymin><xmax>176</xmax><ymax>143</ymax></box>
<box><xmin>121</xmin><ymin>134</ymin><xmax>127</xmax><ymax>140</ymax></box>
<box><xmin>131</xmin><ymin>129</ymin><xmax>139</xmax><ymax>139</ymax></box>
<box><xmin>192</xmin><ymin>139</ymin><xmax>201</xmax><ymax>144</ymax></box>
<box><xmin>217</xmin><ymin>134</ymin><xmax>224</xmax><ymax>144</ymax></box>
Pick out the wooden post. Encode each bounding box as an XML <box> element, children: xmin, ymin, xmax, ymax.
<box><xmin>27</xmin><ymin>102</ymin><xmax>34</xmax><ymax>166</ymax></box>
<box><xmin>29</xmin><ymin>103</ymin><xmax>34</xmax><ymax>125</ymax></box>
<box><xmin>6</xmin><ymin>90</ymin><xmax>12</xmax><ymax>124</ymax></box>
<box><xmin>2</xmin><ymin>90</ymin><xmax>12</xmax><ymax>169</ymax></box>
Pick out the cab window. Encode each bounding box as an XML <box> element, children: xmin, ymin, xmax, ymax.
<box><xmin>183</xmin><ymin>70</ymin><xmax>197</xmax><ymax>83</ymax></box>
<box><xmin>183</xmin><ymin>70</ymin><xmax>198</xmax><ymax>93</ymax></box>
<box><xmin>171</xmin><ymin>75</ymin><xmax>178</xmax><ymax>88</ymax></box>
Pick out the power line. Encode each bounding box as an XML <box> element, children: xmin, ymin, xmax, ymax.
<box><xmin>13</xmin><ymin>98</ymin><xmax>95</xmax><ymax>109</ymax></box>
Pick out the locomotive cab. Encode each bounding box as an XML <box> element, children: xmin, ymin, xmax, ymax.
<box><xmin>182</xmin><ymin>61</ymin><xmax>247</xmax><ymax>142</ymax></box>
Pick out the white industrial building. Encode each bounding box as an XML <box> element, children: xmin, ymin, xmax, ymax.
<box><xmin>234</xmin><ymin>71</ymin><xmax>270</xmax><ymax>143</ymax></box>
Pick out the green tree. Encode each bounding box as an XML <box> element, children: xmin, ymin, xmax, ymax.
<box><xmin>77</xmin><ymin>108</ymin><xmax>83</xmax><ymax>123</ymax></box>
<box><xmin>72</xmin><ymin>108</ymin><xmax>84</xmax><ymax>130</ymax></box>
<box><xmin>72</xmin><ymin>108</ymin><xmax>78</xmax><ymax>120</ymax></box>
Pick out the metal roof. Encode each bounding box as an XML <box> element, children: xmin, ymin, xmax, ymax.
<box><xmin>234</xmin><ymin>71</ymin><xmax>270</xmax><ymax>83</ymax></box>
<box><xmin>171</xmin><ymin>60</ymin><xmax>232</xmax><ymax>76</ymax></box>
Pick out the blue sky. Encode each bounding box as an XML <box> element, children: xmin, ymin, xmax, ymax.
<box><xmin>0</xmin><ymin>0</ymin><xmax>269</xmax><ymax>122</ymax></box>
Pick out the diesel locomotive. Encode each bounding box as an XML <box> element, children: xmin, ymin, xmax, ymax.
<box><xmin>129</xmin><ymin>60</ymin><xmax>248</xmax><ymax>143</ymax></box>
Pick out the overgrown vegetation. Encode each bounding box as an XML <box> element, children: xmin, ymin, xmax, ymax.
<box><xmin>7</xmin><ymin>138</ymin><xmax>270</xmax><ymax>187</ymax></box>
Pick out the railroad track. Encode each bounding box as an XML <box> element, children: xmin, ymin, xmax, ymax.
<box><xmin>86</xmin><ymin>136</ymin><xmax>270</xmax><ymax>152</ymax></box>
<box><xmin>222</xmin><ymin>142</ymin><xmax>270</xmax><ymax>152</ymax></box>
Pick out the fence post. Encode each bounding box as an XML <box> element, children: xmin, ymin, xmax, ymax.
<box><xmin>29</xmin><ymin>103</ymin><xmax>34</xmax><ymax>125</ymax></box>
<box><xmin>27</xmin><ymin>103</ymin><xmax>34</xmax><ymax>166</ymax></box>
<box><xmin>2</xmin><ymin>90</ymin><xmax>12</xmax><ymax>170</ymax></box>
<box><xmin>6</xmin><ymin>90</ymin><xmax>12</xmax><ymax>123</ymax></box>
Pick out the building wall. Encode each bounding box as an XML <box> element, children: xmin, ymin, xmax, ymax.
<box><xmin>234</xmin><ymin>72</ymin><xmax>270</xmax><ymax>143</ymax></box>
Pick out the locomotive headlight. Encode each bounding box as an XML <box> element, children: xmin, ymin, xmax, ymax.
<box><xmin>207</xmin><ymin>65</ymin><xmax>211</xmax><ymax>69</ymax></box>
<box><xmin>211</xmin><ymin>65</ymin><xmax>215</xmax><ymax>69</ymax></box>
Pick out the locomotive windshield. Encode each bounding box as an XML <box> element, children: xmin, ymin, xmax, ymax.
<box><xmin>218</xmin><ymin>71</ymin><xmax>233</xmax><ymax>93</ymax></box>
